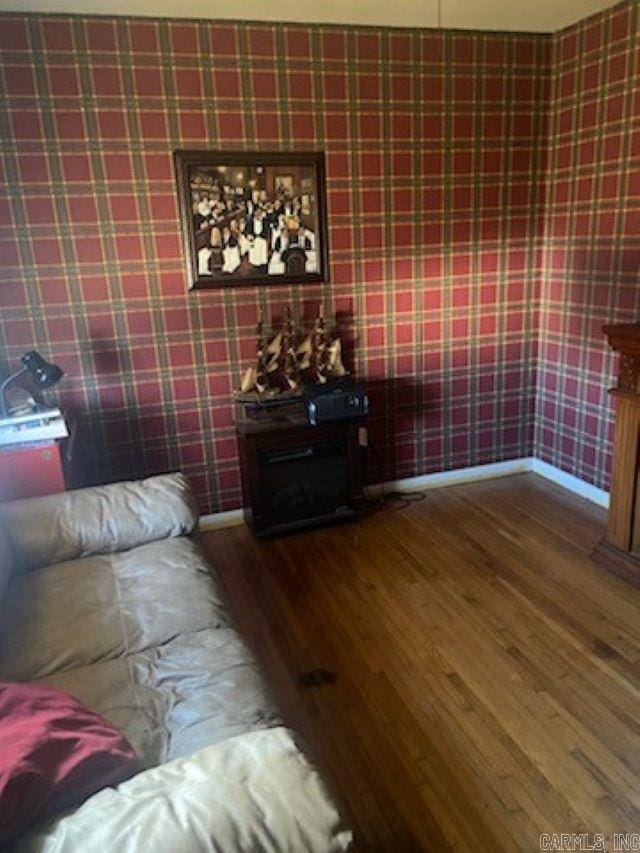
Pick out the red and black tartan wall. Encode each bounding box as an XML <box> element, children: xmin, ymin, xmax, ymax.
<box><xmin>0</xmin><ymin>14</ymin><xmax>551</xmax><ymax>513</ymax></box>
<box><xmin>536</xmin><ymin>0</ymin><xmax>640</xmax><ymax>492</ymax></box>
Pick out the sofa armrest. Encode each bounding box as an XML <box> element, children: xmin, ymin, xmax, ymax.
<box><xmin>14</xmin><ymin>727</ymin><xmax>352</xmax><ymax>853</ymax></box>
<box><xmin>0</xmin><ymin>473</ymin><xmax>198</xmax><ymax>572</ymax></box>
<box><xmin>0</xmin><ymin>519</ymin><xmax>13</xmax><ymax>604</ymax></box>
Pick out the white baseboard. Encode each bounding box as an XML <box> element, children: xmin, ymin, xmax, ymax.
<box><xmin>367</xmin><ymin>456</ymin><xmax>609</xmax><ymax>509</ymax></box>
<box><xmin>364</xmin><ymin>458</ymin><xmax>532</xmax><ymax>497</ymax></box>
<box><xmin>529</xmin><ymin>457</ymin><xmax>610</xmax><ymax>508</ymax></box>
<box><xmin>199</xmin><ymin>508</ymin><xmax>245</xmax><ymax>531</ymax></box>
<box><xmin>199</xmin><ymin>456</ymin><xmax>610</xmax><ymax>529</ymax></box>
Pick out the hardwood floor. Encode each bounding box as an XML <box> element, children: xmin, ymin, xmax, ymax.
<box><xmin>203</xmin><ymin>473</ymin><xmax>640</xmax><ymax>852</ymax></box>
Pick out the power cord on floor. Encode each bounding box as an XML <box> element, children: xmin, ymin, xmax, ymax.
<box><xmin>361</xmin><ymin>436</ymin><xmax>427</xmax><ymax>512</ymax></box>
<box><xmin>363</xmin><ymin>489</ymin><xmax>427</xmax><ymax>514</ymax></box>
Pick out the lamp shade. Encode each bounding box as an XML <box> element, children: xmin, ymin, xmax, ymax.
<box><xmin>21</xmin><ymin>351</ymin><xmax>64</xmax><ymax>389</ymax></box>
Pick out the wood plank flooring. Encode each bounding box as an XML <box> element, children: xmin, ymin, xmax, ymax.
<box><xmin>202</xmin><ymin>473</ymin><xmax>640</xmax><ymax>852</ymax></box>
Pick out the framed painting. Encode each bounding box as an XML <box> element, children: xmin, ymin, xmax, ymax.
<box><xmin>174</xmin><ymin>150</ymin><xmax>330</xmax><ymax>289</ymax></box>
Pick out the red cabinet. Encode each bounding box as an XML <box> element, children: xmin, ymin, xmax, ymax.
<box><xmin>0</xmin><ymin>441</ymin><xmax>66</xmax><ymax>501</ymax></box>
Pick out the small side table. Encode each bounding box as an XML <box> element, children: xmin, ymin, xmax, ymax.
<box><xmin>0</xmin><ymin>440</ymin><xmax>66</xmax><ymax>501</ymax></box>
<box><xmin>0</xmin><ymin>409</ymin><xmax>70</xmax><ymax>501</ymax></box>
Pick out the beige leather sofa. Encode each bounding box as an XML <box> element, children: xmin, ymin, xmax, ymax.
<box><xmin>0</xmin><ymin>473</ymin><xmax>351</xmax><ymax>852</ymax></box>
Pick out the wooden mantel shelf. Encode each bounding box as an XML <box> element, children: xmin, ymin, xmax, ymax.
<box><xmin>603</xmin><ymin>322</ymin><xmax>640</xmax><ymax>397</ymax></box>
<box><xmin>602</xmin><ymin>322</ymin><xmax>640</xmax><ymax>355</ymax></box>
<box><xmin>594</xmin><ymin>322</ymin><xmax>640</xmax><ymax>577</ymax></box>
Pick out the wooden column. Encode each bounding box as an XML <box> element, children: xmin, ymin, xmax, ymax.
<box><xmin>593</xmin><ymin>323</ymin><xmax>640</xmax><ymax>579</ymax></box>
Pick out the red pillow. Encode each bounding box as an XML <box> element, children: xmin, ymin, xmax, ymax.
<box><xmin>0</xmin><ymin>681</ymin><xmax>139</xmax><ymax>843</ymax></box>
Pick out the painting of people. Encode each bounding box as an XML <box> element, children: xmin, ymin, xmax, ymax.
<box><xmin>175</xmin><ymin>151</ymin><xmax>329</xmax><ymax>289</ymax></box>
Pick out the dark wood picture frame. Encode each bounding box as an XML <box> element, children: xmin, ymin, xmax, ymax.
<box><xmin>174</xmin><ymin>150</ymin><xmax>330</xmax><ymax>290</ymax></box>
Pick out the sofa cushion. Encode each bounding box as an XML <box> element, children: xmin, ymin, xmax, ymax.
<box><xmin>34</xmin><ymin>658</ymin><xmax>169</xmax><ymax>770</ymax></box>
<box><xmin>0</xmin><ymin>473</ymin><xmax>197</xmax><ymax>572</ymax></box>
<box><xmin>12</xmin><ymin>728</ymin><xmax>352</xmax><ymax>853</ymax></box>
<box><xmin>35</xmin><ymin>628</ymin><xmax>280</xmax><ymax>768</ymax></box>
<box><xmin>0</xmin><ymin>534</ymin><xmax>280</xmax><ymax>770</ymax></box>
<box><xmin>0</xmin><ymin>537</ymin><xmax>227</xmax><ymax>682</ymax></box>
<box><xmin>0</xmin><ymin>681</ymin><xmax>138</xmax><ymax>845</ymax></box>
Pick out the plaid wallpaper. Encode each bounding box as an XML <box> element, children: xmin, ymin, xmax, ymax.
<box><xmin>536</xmin><ymin>0</ymin><xmax>640</xmax><ymax>492</ymax></box>
<box><xmin>0</xmin><ymin>13</ymin><xmax>551</xmax><ymax>513</ymax></box>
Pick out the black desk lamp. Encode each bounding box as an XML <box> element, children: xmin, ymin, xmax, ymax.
<box><xmin>0</xmin><ymin>351</ymin><xmax>64</xmax><ymax>418</ymax></box>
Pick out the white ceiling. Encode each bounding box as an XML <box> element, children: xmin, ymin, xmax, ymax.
<box><xmin>0</xmin><ymin>0</ymin><xmax>619</xmax><ymax>32</ymax></box>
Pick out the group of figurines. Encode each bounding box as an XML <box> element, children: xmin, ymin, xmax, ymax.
<box><xmin>239</xmin><ymin>309</ymin><xmax>346</xmax><ymax>396</ymax></box>
<box><xmin>194</xmin><ymin>178</ymin><xmax>318</xmax><ymax>279</ymax></box>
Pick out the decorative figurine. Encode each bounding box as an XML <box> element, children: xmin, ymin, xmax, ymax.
<box><xmin>297</xmin><ymin>310</ymin><xmax>328</xmax><ymax>384</ymax></box>
<box><xmin>326</xmin><ymin>336</ymin><xmax>346</xmax><ymax>378</ymax></box>
<box><xmin>237</xmin><ymin>306</ymin><xmax>347</xmax><ymax>398</ymax></box>
<box><xmin>266</xmin><ymin>308</ymin><xmax>299</xmax><ymax>391</ymax></box>
<box><xmin>240</xmin><ymin>315</ymin><xmax>269</xmax><ymax>394</ymax></box>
